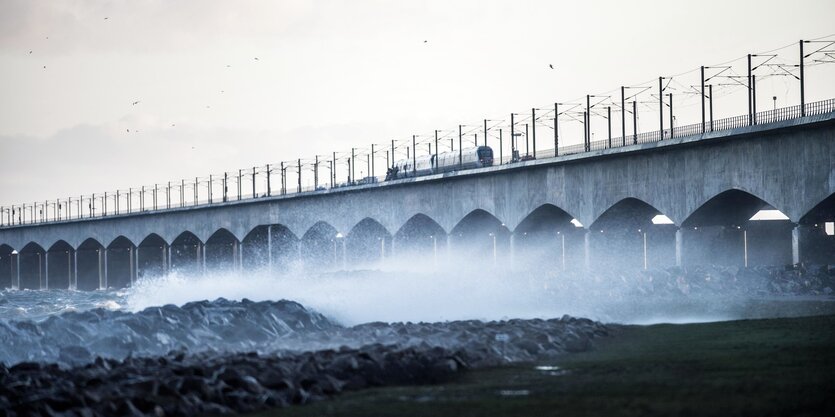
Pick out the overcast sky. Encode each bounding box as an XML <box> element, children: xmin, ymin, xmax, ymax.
<box><xmin>1</xmin><ymin>0</ymin><xmax>834</xmax><ymax>207</ymax></box>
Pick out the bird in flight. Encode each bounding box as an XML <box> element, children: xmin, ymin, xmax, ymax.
<box><xmin>132</xmin><ymin>100</ymin><xmax>140</xmax><ymax>105</ymax></box>
<box><xmin>549</xmin><ymin>64</ymin><xmax>554</xmax><ymax>69</ymax></box>
<box><xmin>104</xmin><ymin>17</ymin><xmax>109</xmax><ymax>20</ymax></box>
<box><xmin>29</xmin><ymin>50</ymin><xmax>32</xmax><ymax>54</ymax></box>
<box><xmin>423</xmin><ymin>40</ymin><xmax>428</xmax><ymax>43</ymax></box>
<box><xmin>254</xmin><ymin>57</ymin><xmax>259</xmax><ymax>61</ymax></box>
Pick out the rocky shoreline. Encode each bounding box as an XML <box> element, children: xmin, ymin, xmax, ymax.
<box><xmin>1</xmin><ymin>302</ymin><xmax>608</xmax><ymax>417</ymax></box>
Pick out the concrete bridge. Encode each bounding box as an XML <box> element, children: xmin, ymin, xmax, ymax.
<box><xmin>1</xmin><ymin>109</ymin><xmax>834</xmax><ymax>290</ymax></box>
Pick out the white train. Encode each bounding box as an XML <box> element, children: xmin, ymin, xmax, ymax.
<box><xmin>386</xmin><ymin>146</ymin><xmax>494</xmax><ymax>180</ymax></box>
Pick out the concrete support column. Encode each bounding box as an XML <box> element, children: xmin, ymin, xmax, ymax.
<box><xmin>446</xmin><ymin>234</ymin><xmax>452</xmax><ymax>262</ymax></box>
<box><xmin>97</xmin><ymin>249</ymin><xmax>103</xmax><ymax>289</ymax></box>
<box><xmin>238</xmin><ymin>242</ymin><xmax>244</xmax><ymax>271</ymax></box>
<box><xmin>583</xmin><ymin>229</ymin><xmax>591</xmax><ymax>271</ymax></box>
<box><xmin>167</xmin><ymin>245</ymin><xmax>173</xmax><ymax>272</ymax></box>
<box><xmin>267</xmin><ymin>226</ymin><xmax>273</xmax><ymax>273</ymax></box>
<box><xmin>129</xmin><ymin>247</ymin><xmax>134</xmax><ymax>286</ymax></box>
<box><xmin>675</xmin><ymin>228</ymin><xmax>684</xmax><ymax>267</ymax></box>
<box><xmin>38</xmin><ymin>254</ymin><xmax>43</xmax><ymax>290</ymax></box>
<box><xmin>792</xmin><ymin>224</ymin><xmax>802</xmax><ymax>265</ymax></box>
<box><xmin>44</xmin><ymin>252</ymin><xmax>49</xmax><ymax>290</ymax></box>
<box><xmin>102</xmin><ymin>248</ymin><xmax>108</xmax><ymax>289</ymax></box>
<box><xmin>161</xmin><ymin>245</ymin><xmax>168</xmax><ymax>274</ymax></box>
<box><xmin>201</xmin><ymin>244</ymin><xmax>206</xmax><ymax>274</ymax></box>
<box><xmin>72</xmin><ymin>251</ymin><xmax>78</xmax><ymax>290</ymax></box>
<box><xmin>509</xmin><ymin>233</ymin><xmax>516</xmax><ymax>270</ymax></box>
<box><xmin>341</xmin><ymin>237</ymin><xmax>347</xmax><ymax>270</ymax></box>
<box><xmin>296</xmin><ymin>239</ymin><xmax>302</xmax><ymax>269</ymax></box>
<box><xmin>66</xmin><ymin>251</ymin><xmax>71</xmax><ymax>289</ymax></box>
<box><xmin>14</xmin><ymin>253</ymin><xmax>20</xmax><ymax>290</ymax></box>
<box><xmin>135</xmin><ymin>247</ymin><xmax>141</xmax><ymax>281</ymax></box>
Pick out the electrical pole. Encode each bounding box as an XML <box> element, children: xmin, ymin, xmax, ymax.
<box><xmin>658</xmin><ymin>76</ymin><xmax>664</xmax><ymax>139</ymax></box>
<box><xmin>554</xmin><ymin>103</ymin><xmax>559</xmax><ymax>156</ymax></box>
<box><xmin>800</xmin><ymin>40</ymin><xmax>805</xmax><ymax>116</ymax></box>
<box><xmin>458</xmin><ymin>125</ymin><xmax>463</xmax><ymax>167</ymax></box>
<box><xmin>621</xmin><ymin>87</ymin><xmax>626</xmax><ymax>146</ymax></box>
<box><xmin>700</xmin><ymin>66</ymin><xmax>706</xmax><ymax>133</ymax></box>
<box><xmin>531</xmin><ymin>108</ymin><xmax>537</xmax><ymax>158</ymax></box>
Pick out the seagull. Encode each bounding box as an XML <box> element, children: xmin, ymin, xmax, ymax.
<box><xmin>549</xmin><ymin>64</ymin><xmax>554</xmax><ymax>69</ymax></box>
<box><xmin>43</xmin><ymin>65</ymin><xmax>46</xmax><ymax>69</ymax></box>
<box><xmin>132</xmin><ymin>100</ymin><xmax>140</xmax><ymax>105</ymax></box>
<box><xmin>423</xmin><ymin>40</ymin><xmax>428</xmax><ymax>43</ymax></box>
<box><xmin>254</xmin><ymin>57</ymin><xmax>259</xmax><ymax>61</ymax></box>
<box><xmin>126</xmin><ymin>129</ymin><xmax>130</xmax><ymax>133</ymax></box>
<box><xmin>171</xmin><ymin>123</ymin><xmax>176</xmax><ymax>127</ymax></box>
<box><xmin>226</xmin><ymin>64</ymin><xmax>231</xmax><ymax>68</ymax></box>
<box><xmin>104</xmin><ymin>17</ymin><xmax>109</xmax><ymax>20</ymax></box>
<box><xmin>29</xmin><ymin>50</ymin><xmax>32</xmax><ymax>54</ymax></box>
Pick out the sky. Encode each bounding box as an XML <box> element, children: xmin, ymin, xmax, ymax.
<box><xmin>1</xmin><ymin>0</ymin><xmax>834</xmax><ymax>208</ymax></box>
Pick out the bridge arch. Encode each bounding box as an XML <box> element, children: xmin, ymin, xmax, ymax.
<box><xmin>137</xmin><ymin>233</ymin><xmax>167</xmax><ymax>280</ymax></box>
<box><xmin>19</xmin><ymin>242</ymin><xmax>46</xmax><ymax>290</ymax></box>
<box><xmin>76</xmin><ymin>238</ymin><xmax>105</xmax><ymax>290</ymax></box>
<box><xmin>170</xmin><ymin>231</ymin><xmax>201</xmax><ymax>273</ymax></box>
<box><xmin>241</xmin><ymin>224</ymin><xmax>299</xmax><ymax>271</ymax></box>
<box><xmin>681</xmin><ymin>189</ymin><xmax>793</xmax><ymax>267</ymax></box>
<box><xmin>514</xmin><ymin>204</ymin><xmax>585</xmax><ymax>271</ymax></box>
<box><xmin>588</xmin><ymin>198</ymin><xmax>677</xmax><ymax>270</ymax></box>
<box><xmin>450</xmin><ymin>209</ymin><xmax>510</xmax><ymax>266</ymax></box>
<box><xmin>393</xmin><ymin>213</ymin><xmax>447</xmax><ymax>261</ymax></box>
<box><xmin>301</xmin><ymin>221</ymin><xmax>339</xmax><ymax>270</ymax></box>
<box><xmin>797</xmin><ymin>193</ymin><xmax>835</xmax><ymax>264</ymax></box>
<box><xmin>346</xmin><ymin>218</ymin><xmax>392</xmax><ymax>267</ymax></box>
<box><xmin>205</xmin><ymin>228</ymin><xmax>239</xmax><ymax>271</ymax></box>
<box><xmin>46</xmin><ymin>240</ymin><xmax>73</xmax><ymax>290</ymax></box>
<box><xmin>0</xmin><ymin>244</ymin><xmax>13</xmax><ymax>289</ymax></box>
<box><xmin>106</xmin><ymin>236</ymin><xmax>135</xmax><ymax>289</ymax></box>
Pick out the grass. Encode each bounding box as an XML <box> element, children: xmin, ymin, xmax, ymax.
<box><xmin>247</xmin><ymin>314</ymin><xmax>835</xmax><ymax>417</ymax></box>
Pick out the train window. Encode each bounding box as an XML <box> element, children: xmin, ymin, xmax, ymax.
<box><xmin>478</xmin><ymin>148</ymin><xmax>493</xmax><ymax>158</ymax></box>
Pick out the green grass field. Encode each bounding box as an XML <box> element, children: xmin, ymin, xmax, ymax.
<box><xmin>248</xmin><ymin>314</ymin><xmax>835</xmax><ymax>417</ymax></box>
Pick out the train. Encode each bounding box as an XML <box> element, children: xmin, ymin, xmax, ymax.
<box><xmin>385</xmin><ymin>146</ymin><xmax>494</xmax><ymax>180</ymax></box>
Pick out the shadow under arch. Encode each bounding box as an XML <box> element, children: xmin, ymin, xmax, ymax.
<box><xmin>107</xmin><ymin>236</ymin><xmax>135</xmax><ymax>289</ymax></box>
<box><xmin>449</xmin><ymin>209</ymin><xmax>510</xmax><ymax>266</ymax></box>
<box><xmin>797</xmin><ymin>193</ymin><xmax>835</xmax><ymax>264</ymax></box>
<box><xmin>588</xmin><ymin>198</ymin><xmax>677</xmax><ymax>271</ymax></box>
<box><xmin>242</xmin><ymin>225</ymin><xmax>299</xmax><ymax>272</ymax></box>
<box><xmin>0</xmin><ymin>244</ymin><xmax>13</xmax><ymax>289</ymax></box>
<box><xmin>346</xmin><ymin>218</ymin><xmax>392</xmax><ymax>267</ymax></box>
<box><xmin>681</xmin><ymin>189</ymin><xmax>793</xmax><ymax>267</ymax></box>
<box><xmin>393</xmin><ymin>214</ymin><xmax>447</xmax><ymax>260</ymax></box>
<box><xmin>19</xmin><ymin>242</ymin><xmax>46</xmax><ymax>290</ymax></box>
<box><xmin>205</xmin><ymin>228</ymin><xmax>239</xmax><ymax>271</ymax></box>
<box><xmin>514</xmin><ymin>204</ymin><xmax>585</xmax><ymax>271</ymax></box>
<box><xmin>137</xmin><ymin>233</ymin><xmax>167</xmax><ymax>280</ymax></box>
<box><xmin>76</xmin><ymin>238</ymin><xmax>105</xmax><ymax>291</ymax></box>
<box><xmin>301</xmin><ymin>221</ymin><xmax>339</xmax><ymax>270</ymax></box>
<box><xmin>46</xmin><ymin>240</ymin><xmax>74</xmax><ymax>290</ymax></box>
<box><xmin>170</xmin><ymin>231</ymin><xmax>202</xmax><ymax>273</ymax></box>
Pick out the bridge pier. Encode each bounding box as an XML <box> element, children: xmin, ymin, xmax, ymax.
<box><xmin>44</xmin><ymin>252</ymin><xmax>49</xmax><ymax>289</ymax></box>
<box><xmin>675</xmin><ymin>228</ymin><xmax>683</xmax><ymax>267</ymax></box>
<box><xmin>509</xmin><ymin>233</ymin><xmax>515</xmax><ymax>270</ymax></box>
<box><xmin>72</xmin><ymin>251</ymin><xmax>78</xmax><ymax>289</ymax></box>
<box><xmin>792</xmin><ymin>224</ymin><xmax>803</xmax><ymax>265</ymax></box>
<box><xmin>102</xmin><ymin>248</ymin><xmax>108</xmax><ymax>289</ymax></box>
<box><xmin>583</xmin><ymin>229</ymin><xmax>591</xmax><ymax>271</ymax></box>
<box><xmin>15</xmin><ymin>253</ymin><xmax>20</xmax><ymax>290</ymax></box>
<box><xmin>267</xmin><ymin>227</ymin><xmax>273</xmax><ymax>272</ymax></box>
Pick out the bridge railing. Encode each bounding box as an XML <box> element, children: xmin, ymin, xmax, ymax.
<box><xmin>2</xmin><ymin>98</ymin><xmax>835</xmax><ymax>229</ymax></box>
